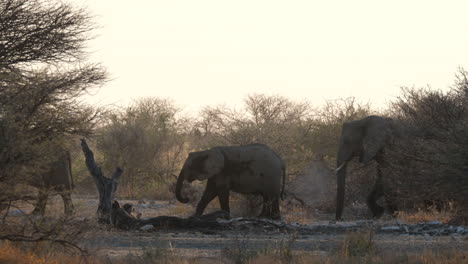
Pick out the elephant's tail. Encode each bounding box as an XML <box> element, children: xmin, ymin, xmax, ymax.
<box><xmin>280</xmin><ymin>166</ymin><xmax>286</xmax><ymax>200</ymax></box>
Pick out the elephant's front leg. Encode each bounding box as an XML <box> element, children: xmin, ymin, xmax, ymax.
<box><xmin>195</xmin><ymin>179</ymin><xmax>218</xmax><ymax>216</ymax></box>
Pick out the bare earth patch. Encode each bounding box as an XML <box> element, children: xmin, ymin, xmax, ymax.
<box><xmin>64</xmin><ymin>197</ymin><xmax>467</xmax><ymax>259</ymax></box>
<box><xmin>3</xmin><ymin>195</ymin><xmax>467</xmax><ymax>261</ymax></box>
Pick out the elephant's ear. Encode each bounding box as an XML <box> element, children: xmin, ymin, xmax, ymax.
<box><xmin>361</xmin><ymin>116</ymin><xmax>391</xmax><ymax>163</ymax></box>
<box><xmin>196</xmin><ymin>148</ymin><xmax>224</xmax><ymax>181</ymax></box>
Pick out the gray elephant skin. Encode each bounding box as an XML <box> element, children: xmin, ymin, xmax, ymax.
<box><xmin>335</xmin><ymin>115</ymin><xmax>395</xmax><ymax>220</ymax></box>
<box><xmin>175</xmin><ymin>144</ymin><xmax>286</xmax><ymax>220</ymax></box>
<box><xmin>31</xmin><ymin>151</ymin><xmax>74</xmax><ymax>215</ymax></box>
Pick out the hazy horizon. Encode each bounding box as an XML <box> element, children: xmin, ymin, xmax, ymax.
<box><xmin>73</xmin><ymin>0</ymin><xmax>468</xmax><ymax>112</ymax></box>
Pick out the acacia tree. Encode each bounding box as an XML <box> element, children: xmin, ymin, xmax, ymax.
<box><xmin>0</xmin><ymin>0</ymin><xmax>106</xmax><ymax>188</ymax></box>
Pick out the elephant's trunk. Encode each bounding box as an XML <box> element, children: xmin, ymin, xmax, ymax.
<box><xmin>336</xmin><ymin>138</ymin><xmax>353</xmax><ymax>221</ymax></box>
<box><xmin>336</xmin><ymin>161</ymin><xmax>347</xmax><ymax>220</ymax></box>
<box><xmin>175</xmin><ymin>169</ymin><xmax>189</xmax><ymax>203</ymax></box>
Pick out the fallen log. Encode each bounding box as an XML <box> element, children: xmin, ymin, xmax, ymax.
<box><xmin>110</xmin><ymin>201</ymin><xmax>230</xmax><ymax>230</ymax></box>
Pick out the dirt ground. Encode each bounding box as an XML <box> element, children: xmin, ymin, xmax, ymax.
<box><xmin>4</xmin><ymin>195</ymin><xmax>468</xmax><ymax>260</ymax></box>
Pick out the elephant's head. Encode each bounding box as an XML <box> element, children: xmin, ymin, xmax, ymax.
<box><xmin>335</xmin><ymin>115</ymin><xmax>391</xmax><ymax>220</ymax></box>
<box><xmin>175</xmin><ymin>148</ymin><xmax>224</xmax><ymax>203</ymax></box>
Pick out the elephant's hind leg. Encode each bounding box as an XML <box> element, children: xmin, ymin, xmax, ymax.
<box><xmin>270</xmin><ymin>197</ymin><xmax>281</xmax><ymax>220</ymax></box>
<box><xmin>367</xmin><ymin>178</ymin><xmax>385</xmax><ymax>218</ymax></box>
<box><xmin>60</xmin><ymin>190</ymin><xmax>74</xmax><ymax>215</ymax></box>
<box><xmin>195</xmin><ymin>179</ymin><xmax>218</xmax><ymax>216</ymax></box>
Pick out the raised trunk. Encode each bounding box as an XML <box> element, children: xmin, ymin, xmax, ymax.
<box><xmin>175</xmin><ymin>169</ymin><xmax>189</xmax><ymax>203</ymax></box>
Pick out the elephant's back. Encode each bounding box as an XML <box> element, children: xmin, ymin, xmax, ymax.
<box><xmin>223</xmin><ymin>144</ymin><xmax>284</xmax><ymax>195</ymax></box>
<box><xmin>235</xmin><ymin>144</ymin><xmax>283</xmax><ymax>163</ymax></box>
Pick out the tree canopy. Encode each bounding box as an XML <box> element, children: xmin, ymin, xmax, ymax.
<box><xmin>0</xmin><ymin>0</ymin><xmax>106</xmax><ymax>183</ymax></box>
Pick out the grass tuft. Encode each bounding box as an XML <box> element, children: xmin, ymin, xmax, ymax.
<box><xmin>340</xmin><ymin>230</ymin><xmax>375</xmax><ymax>257</ymax></box>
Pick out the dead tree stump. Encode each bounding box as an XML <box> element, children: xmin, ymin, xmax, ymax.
<box><xmin>81</xmin><ymin>138</ymin><xmax>232</xmax><ymax>230</ymax></box>
<box><xmin>80</xmin><ymin>139</ymin><xmax>123</xmax><ymax>223</ymax></box>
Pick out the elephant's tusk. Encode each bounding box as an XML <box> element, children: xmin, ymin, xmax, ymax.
<box><xmin>336</xmin><ymin>163</ymin><xmax>345</xmax><ymax>172</ymax></box>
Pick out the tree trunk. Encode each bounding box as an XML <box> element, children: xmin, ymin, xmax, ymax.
<box><xmin>80</xmin><ymin>139</ymin><xmax>123</xmax><ymax>223</ymax></box>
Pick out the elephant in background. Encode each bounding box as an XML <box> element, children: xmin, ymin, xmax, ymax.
<box><xmin>176</xmin><ymin>144</ymin><xmax>286</xmax><ymax>220</ymax></box>
<box><xmin>335</xmin><ymin>115</ymin><xmax>395</xmax><ymax>220</ymax></box>
<box><xmin>31</xmin><ymin>151</ymin><xmax>74</xmax><ymax>215</ymax></box>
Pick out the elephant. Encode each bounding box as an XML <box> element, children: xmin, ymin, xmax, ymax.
<box><xmin>335</xmin><ymin>115</ymin><xmax>396</xmax><ymax>220</ymax></box>
<box><xmin>30</xmin><ymin>151</ymin><xmax>74</xmax><ymax>216</ymax></box>
<box><xmin>175</xmin><ymin>144</ymin><xmax>286</xmax><ymax>220</ymax></box>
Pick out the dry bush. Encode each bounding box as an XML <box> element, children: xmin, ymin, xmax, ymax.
<box><xmin>94</xmin><ymin>98</ymin><xmax>189</xmax><ymax>199</ymax></box>
<box><xmin>192</xmin><ymin>94</ymin><xmax>317</xmax><ymax>175</ymax></box>
<box><xmin>384</xmin><ymin>71</ymin><xmax>468</xmax><ymax>222</ymax></box>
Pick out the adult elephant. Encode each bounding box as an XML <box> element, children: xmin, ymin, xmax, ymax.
<box><xmin>175</xmin><ymin>144</ymin><xmax>286</xmax><ymax>220</ymax></box>
<box><xmin>335</xmin><ymin>115</ymin><xmax>396</xmax><ymax>220</ymax></box>
<box><xmin>30</xmin><ymin>151</ymin><xmax>74</xmax><ymax>215</ymax></box>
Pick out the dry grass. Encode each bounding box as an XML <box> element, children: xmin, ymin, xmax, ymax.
<box><xmin>0</xmin><ymin>242</ymin><xmax>101</xmax><ymax>264</ymax></box>
<box><xmin>1</xmin><ymin>241</ymin><xmax>467</xmax><ymax>264</ymax></box>
<box><xmin>244</xmin><ymin>230</ymin><xmax>468</xmax><ymax>264</ymax></box>
<box><xmin>281</xmin><ymin>204</ymin><xmax>315</xmax><ymax>224</ymax></box>
<box><xmin>245</xmin><ymin>250</ymin><xmax>468</xmax><ymax>264</ymax></box>
<box><xmin>163</xmin><ymin>203</ymin><xmax>193</xmax><ymax>217</ymax></box>
<box><xmin>340</xmin><ymin>230</ymin><xmax>375</xmax><ymax>257</ymax></box>
<box><xmin>396</xmin><ymin>209</ymin><xmax>455</xmax><ymax>224</ymax></box>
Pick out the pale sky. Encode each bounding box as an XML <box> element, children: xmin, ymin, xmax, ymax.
<box><xmin>74</xmin><ymin>0</ymin><xmax>468</xmax><ymax>112</ymax></box>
